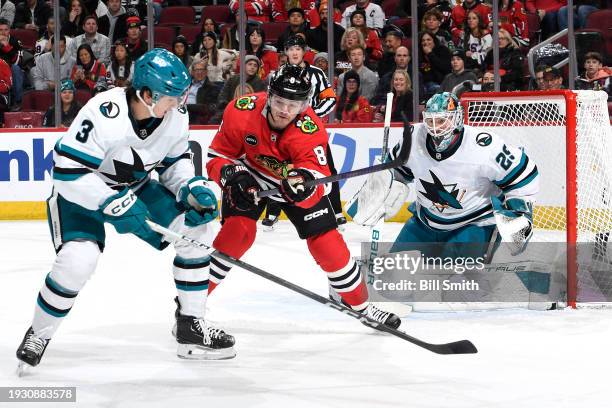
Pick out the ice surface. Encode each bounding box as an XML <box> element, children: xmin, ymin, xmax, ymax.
<box><xmin>0</xmin><ymin>220</ymin><xmax>609</xmax><ymax>408</ymax></box>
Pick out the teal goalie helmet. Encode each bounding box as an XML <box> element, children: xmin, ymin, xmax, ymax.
<box><xmin>132</xmin><ymin>48</ymin><xmax>191</xmax><ymax>115</ymax></box>
<box><xmin>422</xmin><ymin>92</ymin><xmax>464</xmax><ymax>152</ymax></box>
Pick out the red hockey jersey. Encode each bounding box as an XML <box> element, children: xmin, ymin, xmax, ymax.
<box><xmin>450</xmin><ymin>1</ymin><xmax>492</xmax><ymax>42</ymax></box>
<box><xmin>499</xmin><ymin>1</ymin><xmax>529</xmax><ymax>46</ymax></box>
<box><xmin>207</xmin><ymin>92</ymin><xmax>331</xmax><ymax>209</ymax></box>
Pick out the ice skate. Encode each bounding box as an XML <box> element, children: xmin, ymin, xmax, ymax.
<box><xmin>262</xmin><ymin>214</ymin><xmax>279</xmax><ymax>231</ymax></box>
<box><xmin>16</xmin><ymin>327</ymin><xmax>49</xmax><ymax>376</ymax></box>
<box><xmin>176</xmin><ymin>313</ymin><xmax>236</xmax><ymax>360</ymax></box>
<box><xmin>363</xmin><ymin>303</ymin><xmax>402</xmax><ymax>330</ymax></box>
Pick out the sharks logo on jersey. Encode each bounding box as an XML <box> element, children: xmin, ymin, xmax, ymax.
<box><xmin>99</xmin><ymin>101</ymin><xmax>120</xmax><ymax>118</ymax></box>
<box><xmin>100</xmin><ymin>147</ymin><xmax>159</xmax><ymax>185</ymax></box>
<box><xmin>419</xmin><ymin>170</ymin><xmax>466</xmax><ymax>212</ymax></box>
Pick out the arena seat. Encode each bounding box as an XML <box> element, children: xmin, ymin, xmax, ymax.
<box><xmin>382</xmin><ymin>0</ymin><xmax>400</xmax><ymax>18</ymax></box>
<box><xmin>143</xmin><ymin>26</ymin><xmax>176</xmax><ymax>47</ymax></box>
<box><xmin>10</xmin><ymin>28</ymin><xmax>38</xmax><ymax>53</ymax></box>
<box><xmin>201</xmin><ymin>5</ymin><xmax>232</xmax><ymax>24</ymax></box>
<box><xmin>3</xmin><ymin>111</ymin><xmax>45</xmax><ymax>128</ymax></box>
<box><xmin>585</xmin><ymin>9</ymin><xmax>612</xmax><ymax>59</ymax></box>
<box><xmin>75</xmin><ymin>89</ymin><xmax>92</xmax><ymax>106</ymax></box>
<box><xmin>262</xmin><ymin>22</ymin><xmax>289</xmax><ymax>45</ymax></box>
<box><xmin>159</xmin><ymin>6</ymin><xmax>196</xmax><ymax>26</ymax></box>
<box><xmin>180</xmin><ymin>25</ymin><xmax>202</xmax><ymax>44</ymax></box>
<box><xmin>21</xmin><ymin>90</ymin><xmax>53</xmax><ymax>112</ymax></box>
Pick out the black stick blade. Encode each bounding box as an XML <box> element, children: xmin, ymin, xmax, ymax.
<box><xmin>429</xmin><ymin>340</ymin><xmax>478</xmax><ymax>355</ymax></box>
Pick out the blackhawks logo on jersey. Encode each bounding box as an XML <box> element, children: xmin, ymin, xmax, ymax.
<box><xmin>255</xmin><ymin>155</ymin><xmax>293</xmax><ymax>177</ymax></box>
<box><xmin>235</xmin><ymin>95</ymin><xmax>257</xmax><ymax>111</ymax></box>
<box><xmin>419</xmin><ymin>170</ymin><xmax>466</xmax><ymax>213</ymax></box>
<box><xmin>295</xmin><ymin>115</ymin><xmax>318</xmax><ymax>134</ymax></box>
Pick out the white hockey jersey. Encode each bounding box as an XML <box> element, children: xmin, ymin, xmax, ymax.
<box><xmin>52</xmin><ymin>87</ymin><xmax>195</xmax><ymax>211</ymax></box>
<box><xmin>389</xmin><ymin>123</ymin><xmax>539</xmax><ymax>231</ymax></box>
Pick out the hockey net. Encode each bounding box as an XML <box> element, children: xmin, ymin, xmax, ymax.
<box><xmin>461</xmin><ymin>90</ymin><xmax>612</xmax><ymax>307</ymax></box>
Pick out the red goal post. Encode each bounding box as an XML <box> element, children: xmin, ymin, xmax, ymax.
<box><xmin>459</xmin><ymin>90</ymin><xmax>612</xmax><ymax>307</ymax></box>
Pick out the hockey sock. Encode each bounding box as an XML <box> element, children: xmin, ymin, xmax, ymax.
<box><xmin>307</xmin><ymin>230</ymin><xmax>369</xmax><ymax>310</ymax></box>
<box><xmin>210</xmin><ymin>216</ymin><xmax>257</xmax><ymax>293</ymax></box>
<box><xmin>173</xmin><ymin>256</ymin><xmax>210</xmax><ymax>318</ymax></box>
<box><xmin>32</xmin><ymin>272</ymin><xmax>79</xmax><ymax>340</ymax></box>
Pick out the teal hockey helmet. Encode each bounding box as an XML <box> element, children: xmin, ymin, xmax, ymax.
<box><xmin>422</xmin><ymin>92</ymin><xmax>464</xmax><ymax>152</ymax></box>
<box><xmin>132</xmin><ymin>48</ymin><xmax>191</xmax><ymax>108</ymax></box>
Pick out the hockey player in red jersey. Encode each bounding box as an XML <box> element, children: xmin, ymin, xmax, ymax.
<box><xmin>206</xmin><ymin>64</ymin><xmax>401</xmax><ymax>329</ymax></box>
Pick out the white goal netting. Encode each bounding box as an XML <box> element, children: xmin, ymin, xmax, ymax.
<box><xmin>462</xmin><ymin>90</ymin><xmax>612</xmax><ymax>304</ymax></box>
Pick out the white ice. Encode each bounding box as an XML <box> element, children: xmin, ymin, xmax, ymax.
<box><xmin>0</xmin><ymin>220</ymin><xmax>610</xmax><ymax>408</ymax></box>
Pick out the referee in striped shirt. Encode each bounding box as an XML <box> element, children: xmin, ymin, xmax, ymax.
<box><xmin>262</xmin><ymin>34</ymin><xmax>345</xmax><ymax>229</ymax></box>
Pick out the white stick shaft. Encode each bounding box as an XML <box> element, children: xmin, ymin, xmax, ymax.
<box><xmin>384</xmin><ymin>92</ymin><xmax>393</xmax><ymax>128</ymax></box>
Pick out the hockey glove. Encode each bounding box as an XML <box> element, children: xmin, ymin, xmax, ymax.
<box><xmin>491</xmin><ymin>196</ymin><xmax>533</xmax><ymax>256</ymax></box>
<box><xmin>178</xmin><ymin>176</ymin><xmax>219</xmax><ymax>226</ymax></box>
<box><xmin>101</xmin><ymin>188</ymin><xmax>157</xmax><ymax>240</ymax></box>
<box><xmin>220</xmin><ymin>164</ymin><xmax>261</xmax><ymax>211</ymax></box>
<box><xmin>279</xmin><ymin>169</ymin><xmax>316</xmax><ymax>203</ymax></box>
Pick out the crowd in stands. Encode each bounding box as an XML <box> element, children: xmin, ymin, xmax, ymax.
<box><xmin>0</xmin><ymin>0</ymin><xmax>609</xmax><ymax>127</ymax></box>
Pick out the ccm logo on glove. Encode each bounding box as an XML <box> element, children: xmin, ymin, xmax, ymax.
<box><xmin>102</xmin><ymin>191</ymin><xmax>137</xmax><ymax>216</ymax></box>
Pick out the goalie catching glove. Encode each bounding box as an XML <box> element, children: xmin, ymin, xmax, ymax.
<box><xmin>178</xmin><ymin>176</ymin><xmax>218</xmax><ymax>226</ymax></box>
<box><xmin>279</xmin><ymin>168</ymin><xmax>316</xmax><ymax>203</ymax></box>
<box><xmin>491</xmin><ymin>196</ymin><xmax>534</xmax><ymax>256</ymax></box>
<box><xmin>347</xmin><ymin>168</ymin><xmax>410</xmax><ymax>226</ymax></box>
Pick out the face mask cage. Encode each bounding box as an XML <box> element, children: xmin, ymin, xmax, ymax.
<box><xmin>422</xmin><ymin>109</ymin><xmax>463</xmax><ymax>151</ymax></box>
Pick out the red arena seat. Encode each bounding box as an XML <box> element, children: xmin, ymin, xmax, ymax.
<box><xmin>21</xmin><ymin>90</ymin><xmax>53</xmax><ymax>112</ymax></box>
<box><xmin>159</xmin><ymin>6</ymin><xmax>196</xmax><ymax>26</ymax></box>
<box><xmin>201</xmin><ymin>5</ymin><xmax>232</xmax><ymax>24</ymax></box>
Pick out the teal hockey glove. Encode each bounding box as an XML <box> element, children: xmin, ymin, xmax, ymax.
<box><xmin>101</xmin><ymin>188</ymin><xmax>156</xmax><ymax>239</ymax></box>
<box><xmin>178</xmin><ymin>176</ymin><xmax>219</xmax><ymax>227</ymax></box>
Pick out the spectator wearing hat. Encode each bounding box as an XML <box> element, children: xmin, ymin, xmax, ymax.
<box><xmin>336</xmin><ymin>70</ymin><xmax>374</xmax><ymax>123</ymax></box>
<box><xmin>418</xmin><ymin>30</ymin><xmax>452</xmax><ymax>98</ymax></box>
<box><xmin>106</xmin><ymin>40</ymin><xmax>133</xmax><ymax>87</ymax></box>
<box><xmin>422</xmin><ymin>9</ymin><xmax>454</xmax><ymax>51</ymax></box>
<box><xmin>43</xmin><ymin>79</ymin><xmax>82</xmax><ymax>128</ymax></box>
<box><xmin>306</xmin><ymin>2</ymin><xmax>344</xmax><ymax>53</ymax></box>
<box><xmin>122</xmin><ymin>15</ymin><xmax>147</xmax><ymax>61</ymax></box>
<box><xmin>229</xmin><ymin>0</ymin><xmax>271</xmax><ymax>23</ymax></box>
<box><xmin>440</xmin><ymin>49</ymin><xmax>479</xmax><ymax>96</ymax></box>
<box><xmin>92</xmin><ymin>75</ymin><xmax>109</xmax><ymax>95</ymax></box>
<box><xmin>341</xmin><ymin>0</ymin><xmax>385</xmax><ymax>31</ymax></box>
<box><xmin>31</xmin><ymin>34</ymin><xmax>76</xmax><ymax>91</ymax></box>
<box><xmin>210</xmin><ymin>55</ymin><xmax>266</xmax><ymax>124</ymax></box>
<box><xmin>193</xmin><ymin>31</ymin><xmax>237</xmax><ymax>84</ymax></box>
<box><xmin>313</xmin><ymin>52</ymin><xmax>328</xmax><ymax>72</ymax></box>
<box><xmin>575</xmin><ymin>52</ymin><xmax>611</xmax><ymax>99</ymax></box>
<box><xmin>191</xmin><ymin>17</ymin><xmax>221</xmax><ymax>56</ymax></box>
<box><xmin>69</xmin><ymin>14</ymin><xmax>111</xmax><ymax>66</ymax></box>
<box><xmin>13</xmin><ymin>0</ymin><xmax>52</xmax><ymax>35</ymax></box>
<box><xmin>272</xmin><ymin>1</ymin><xmax>315</xmax><ymax>23</ymax></box>
<box><xmin>541</xmin><ymin>65</ymin><xmax>564</xmax><ymax>90</ymax></box>
<box><xmin>98</xmin><ymin>0</ymin><xmax>128</xmax><ymax>43</ymax></box>
<box><xmin>350</xmin><ymin>8</ymin><xmax>383</xmax><ymax>62</ymax></box>
<box><xmin>337</xmin><ymin>45</ymin><xmax>379</xmax><ymax>101</ymax></box>
<box><xmin>70</xmin><ymin>42</ymin><xmax>107</xmax><ymax>93</ymax></box>
<box><xmin>275</xmin><ymin>7</ymin><xmax>309</xmax><ymax>51</ymax></box>
<box><xmin>484</xmin><ymin>28</ymin><xmax>523</xmax><ymax>91</ymax></box>
<box><xmin>377</xmin><ymin>29</ymin><xmax>405</xmax><ymax>78</ymax></box>
<box><xmin>172</xmin><ymin>35</ymin><xmax>193</xmax><ymax>69</ymax></box>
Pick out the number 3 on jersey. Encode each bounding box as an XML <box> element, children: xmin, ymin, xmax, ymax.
<box><xmin>76</xmin><ymin>119</ymin><xmax>94</xmax><ymax>143</ymax></box>
<box><xmin>313</xmin><ymin>145</ymin><xmax>327</xmax><ymax>165</ymax></box>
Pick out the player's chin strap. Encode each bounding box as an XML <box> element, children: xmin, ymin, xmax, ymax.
<box><xmin>136</xmin><ymin>89</ymin><xmax>161</xmax><ymax>118</ymax></box>
<box><xmin>492</xmin><ymin>196</ymin><xmax>534</xmax><ymax>256</ymax></box>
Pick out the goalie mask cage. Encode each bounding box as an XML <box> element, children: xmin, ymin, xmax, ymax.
<box><xmin>460</xmin><ymin>90</ymin><xmax>612</xmax><ymax>308</ymax></box>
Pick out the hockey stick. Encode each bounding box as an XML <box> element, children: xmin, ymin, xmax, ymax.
<box><xmin>147</xmin><ymin>221</ymin><xmax>477</xmax><ymax>355</ymax></box>
<box><xmin>255</xmin><ymin>114</ymin><xmax>413</xmax><ymax>200</ymax></box>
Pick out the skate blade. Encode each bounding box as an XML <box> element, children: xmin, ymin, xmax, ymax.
<box><xmin>16</xmin><ymin>361</ymin><xmax>32</xmax><ymax>377</ymax></box>
<box><xmin>177</xmin><ymin>343</ymin><xmax>236</xmax><ymax>360</ymax></box>
<box><xmin>262</xmin><ymin>225</ymin><xmax>275</xmax><ymax>232</ymax></box>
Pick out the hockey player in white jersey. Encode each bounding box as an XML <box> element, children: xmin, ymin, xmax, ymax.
<box><xmin>16</xmin><ymin>49</ymin><xmax>235</xmax><ymax>373</ymax></box>
<box><xmin>352</xmin><ymin>92</ymin><xmax>539</xmax><ymax>258</ymax></box>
